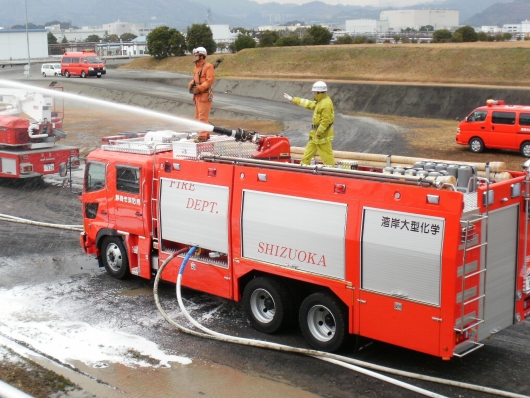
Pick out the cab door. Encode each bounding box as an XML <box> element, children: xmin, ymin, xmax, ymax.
<box><xmin>112</xmin><ymin>165</ymin><xmax>145</xmax><ymax>237</ymax></box>
<box><xmin>83</xmin><ymin>161</ymin><xmax>109</xmax><ymax>233</ymax></box>
<box><xmin>489</xmin><ymin>111</ymin><xmax>517</xmax><ymax>149</ymax></box>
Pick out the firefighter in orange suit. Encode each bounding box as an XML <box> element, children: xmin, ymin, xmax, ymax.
<box><xmin>283</xmin><ymin>81</ymin><xmax>335</xmax><ymax>166</ymax></box>
<box><xmin>188</xmin><ymin>46</ymin><xmax>215</xmax><ymax>142</ymax></box>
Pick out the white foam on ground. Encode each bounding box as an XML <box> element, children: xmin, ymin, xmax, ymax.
<box><xmin>0</xmin><ymin>283</ymin><xmax>191</xmax><ymax>368</ymax></box>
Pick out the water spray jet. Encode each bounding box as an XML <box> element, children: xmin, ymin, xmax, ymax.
<box><xmin>0</xmin><ymin>79</ymin><xmax>213</xmax><ymax>133</ymax></box>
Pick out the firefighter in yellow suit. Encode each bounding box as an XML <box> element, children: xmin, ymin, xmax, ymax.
<box><xmin>284</xmin><ymin>81</ymin><xmax>335</xmax><ymax>166</ymax></box>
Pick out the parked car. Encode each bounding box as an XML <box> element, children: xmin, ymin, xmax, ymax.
<box><xmin>41</xmin><ymin>63</ymin><xmax>62</xmax><ymax>77</ymax></box>
<box><xmin>456</xmin><ymin>99</ymin><xmax>530</xmax><ymax>157</ymax></box>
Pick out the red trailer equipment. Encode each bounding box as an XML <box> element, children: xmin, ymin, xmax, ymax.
<box><xmin>79</xmin><ymin>128</ymin><xmax>530</xmax><ymax>358</ymax></box>
<box><xmin>0</xmin><ymin>88</ymin><xmax>79</xmax><ymax>178</ymax></box>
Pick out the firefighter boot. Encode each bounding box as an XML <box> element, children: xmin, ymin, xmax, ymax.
<box><xmin>194</xmin><ymin>131</ymin><xmax>210</xmax><ymax>142</ymax></box>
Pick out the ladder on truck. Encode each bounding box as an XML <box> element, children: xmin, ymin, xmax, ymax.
<box><xmin>453</xmin><ymin>179</ymin><xmax>491</xmax><ymax>357</ymax></box>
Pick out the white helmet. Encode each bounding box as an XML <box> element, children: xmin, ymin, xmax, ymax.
<box><xmin>312</xmin><ymin>81</ymin><xmax>327</xmax><ymax>92</ymax></box>
<box><xmin>193</xmin><ymin>47</ymin><xmax>207</xmax><ymax>56</ymax></box>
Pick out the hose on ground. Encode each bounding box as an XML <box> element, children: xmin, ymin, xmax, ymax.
<box><xmin>0</xmin><ymin>213</ymin><xmax>83</xmax><ymax>232</ymax></box>
<box><xmin>153</xmin><ymin>248</ymin><xmax>529</xmax><ymax>398</ymax></box>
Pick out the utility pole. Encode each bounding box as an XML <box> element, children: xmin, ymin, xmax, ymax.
<box><xmin>207</xmin><ymin>8</ymin><xmax>212</xmax><ymax>25</ymax></box>
<box><xmin>24</xmin><ymin>0</ymin><xmax>31</xmax><ymax>77</ymax></box>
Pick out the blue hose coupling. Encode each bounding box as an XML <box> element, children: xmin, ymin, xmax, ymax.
<box><xmin>179</xmin><ymin>246</ymin><xmax>198</xmax><ymax>275</ymax></box>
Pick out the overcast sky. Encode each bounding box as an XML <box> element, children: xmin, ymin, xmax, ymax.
<box><xmin>253</xmin><ymin>0</ymin><xmax>429</xmax><ymax>5</ymax></box>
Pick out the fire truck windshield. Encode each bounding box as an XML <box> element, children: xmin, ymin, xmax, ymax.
<box><xmin>87</xmin><ymin>57</ymin><xmax>103</xmax><ymax>64</ymax></box>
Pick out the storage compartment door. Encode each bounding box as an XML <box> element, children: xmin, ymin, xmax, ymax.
<box><xmin>1</xmin><ymin>157</ymin><xmax>17</xmax><ymax>176</ymax></box>
<box><xmin>241</xmin><ymin>190</ymin><xmax>347</xmax><ymax>280</ymax></box>
<box><xmin>359</xmin><ymin>207</ymin><xmax>444</xmax><ymax>356</ymax></box>
<box><xmin>478</xmin><ymin>205</ymin><xmax>518</xmax><ymax>341</ymax></box>
<box><xmin>159</xmin><ymin>178</ymin><xmax>229</xmax><ymax>253</ymax></box>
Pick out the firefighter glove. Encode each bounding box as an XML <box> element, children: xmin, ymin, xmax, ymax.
<box><xmin>194</xmin><ymin>86</ymin><xmax>203</xmax><ymax>94</ymax></box>
<box><xmin>283</xmin><ymin>93</ymin><xmax>293</xmax><ymax>102</ymax></box>
<box><xmin>188</xmin><ymin>82</ymin><xmax>194</xmax><ymax>91</ymax></box>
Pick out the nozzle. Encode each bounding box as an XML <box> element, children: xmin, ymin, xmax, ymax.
<box><xmin>212</xmin><ymin>126</ymin><xmax>235</xmax><ymax>136</ymax></box>
<box><xmin>211</xmin><ymin>126</ymin><xmax>260</xmax><ymax>143</ymax></box>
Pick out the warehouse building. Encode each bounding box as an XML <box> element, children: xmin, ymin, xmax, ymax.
<box><xmin>0</xmin><ymin>29</ymin><xmax>48</xmax><ymax>62</ymax></box>
<box><xmin>345</xmin><ymin>19</ymin><xmax>389</xmax><ymax>35</ymax></box>
<box><xmin>380</xmin><ymin>9</ymin><xmax>459</xmax><ymax>31</ymax></box>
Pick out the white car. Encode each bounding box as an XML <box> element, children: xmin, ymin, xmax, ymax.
<box><xmin>41</xmin><ymin>63</ymin><xmax>62</xmax><ymax>77</ymax></box>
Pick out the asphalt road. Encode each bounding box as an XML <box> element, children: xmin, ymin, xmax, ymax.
<box><xmin>0</xmin><ymin>63</ymin><xmax>529</xmax><ymax>398</ymax></box>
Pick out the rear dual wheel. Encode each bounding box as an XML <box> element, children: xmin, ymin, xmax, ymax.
<box><xmin>299</xmin><ymin>292</ymin><xmax>348</xmax><ymax>352</ymax></box>
<box><xmin>243</xmin><ymin>277</ymin><xmax>295</xmax><ymax>334</ymax></box>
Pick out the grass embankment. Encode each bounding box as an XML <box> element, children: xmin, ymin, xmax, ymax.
<box><xmin>120</xmin><ymin>41</ymin><xmax>530</xmax><ymax>87</ymax></box>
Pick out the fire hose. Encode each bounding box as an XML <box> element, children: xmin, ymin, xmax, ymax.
<box><xmin>0</xmin><ymin>213</ymin><xmax>83</xmax><ymax>232</ymax></box>
<box><xmin>154</xmin><ymin>247</ymin><xmax>529</xmax><ymax>398</ymax></box>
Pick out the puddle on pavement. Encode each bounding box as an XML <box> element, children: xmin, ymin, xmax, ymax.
<box><xmin>70</xmin><ymin>359</ymin><xmax>319</xmax><ymax>398</ymax></box>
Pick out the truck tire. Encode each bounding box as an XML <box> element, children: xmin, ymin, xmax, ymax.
<box><xmin>299</xmin><ymin>292</ymin><xmax>348</xmax><ymax>352</ymax></box>
<box><xmin>81</xmin><ymin>71</ymin><xmax>87</xmax><ymax>78</ymax></box>
<box><xmin>469</xmin><ymin>137</ymin><xmax>484</xmax><ymax>153</ymax></box>
<box><xmin>243</xmin><ymin>277</ymin><xmax>295</xmax><ymax>334</ymax></box>
<box><xmin>64</xmin><ymin>70</ymin><xmax>70</xmax><ymax>78</ymax></box>
<box><xmin>521</xmin><ymin>141</ymin><xmax>530</xmax><ymax>157</ymax></box>
<box><xmin>101</xmin><ymin>236</ymin><xmax>129</xmax><ymax>279</ymax></box>
<box><xmin>42</xmin><ymin>72</ymin><xmax>46</xmax><ymax>77</ymax></box>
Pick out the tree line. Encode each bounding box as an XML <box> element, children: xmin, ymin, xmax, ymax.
<box><xmin>146</xmin><ymin>24</ymin><xmax>334</xmax><ymax>59</ymax></box>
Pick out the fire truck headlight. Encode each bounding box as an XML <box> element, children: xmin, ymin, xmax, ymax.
<box><xmin>88</xmin><ymin>67</ymin><xmax>94</xmax><ymax>71</ymax></box>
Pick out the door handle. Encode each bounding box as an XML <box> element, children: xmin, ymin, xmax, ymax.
<box><xmin>135</xmin><ymin>212</ymin><xmax>143</xmax><ymax>217</ymax></box>
<box><xmin>481</xmin><ymin>126</ymin><xmax>485</xmax><ymax>129</ymax></box>
<box><xmin>358</xmin><ymin>299</ymin><xmax>367</xmax><ymax>304</ymax></box>
<box><xmin>100</xmin><ymin>211</ymin><xmax>107</xmax><ymax>215</ymax></box>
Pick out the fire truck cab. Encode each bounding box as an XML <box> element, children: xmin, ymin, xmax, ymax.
<box><xmin>80</xmin><ymin>130</ymin><xmax>530</xmax><ymax>358</ymax></box>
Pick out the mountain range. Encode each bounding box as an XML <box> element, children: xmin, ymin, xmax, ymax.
<box><xmin>0</xmin><ymin>0</ymin><xmax>525</xmax><ymax>31</ymax></box>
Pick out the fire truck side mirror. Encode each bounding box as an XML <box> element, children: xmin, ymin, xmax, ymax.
<box><xmin>59</xmin><ymin>162</ymin><xmax>67</xmax><ymax>177</ymax></box>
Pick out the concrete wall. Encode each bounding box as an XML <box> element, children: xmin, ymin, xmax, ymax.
<box><xmin>140</xmin><ymin>76</ymin><xmax>530</xmax><ymax>121</ymax></box>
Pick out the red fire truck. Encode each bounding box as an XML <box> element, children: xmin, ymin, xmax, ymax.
<box><xmin>0</xmin><ymin>88</ymin><xmax>79</xmax><ymax>178</ymax></box>
<box><xmin>79</xmin><ymin>128</ymin><xmax>530</xmax><ymax>358</ymax></box>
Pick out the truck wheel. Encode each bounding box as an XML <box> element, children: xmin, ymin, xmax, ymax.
<box><xmin>101</xmin><ymin>236</ymin><xmax>129</xmax><ymax>279</ymax></box>
<box><xmin>42</xmin><ymin>72</ymin><xmax>46</xmax><ymax>77</ymax></box>
<box><xmin>521</xmin><ymin>142</ymin><xmax>530</xmax><ymax>157</ymax></box>
<box><xmin>64</xmin><ymin>71</ymin><xmax>70</xmax><ymax>78</ymax></box>
<box><xmin>299</xmin><ymin>292</ymin><xmax>348</xmax><ymax>352</ymax></box>
<box><xmin>81</xmin><ymin>71</ymin><xmax>87</xmax><ymax>78</ymax></box>
<box><xmin>243</xmin><ymin>277</ymin><xmax>295</xmax><ymax>334</ymax></box>
<box><xmin>469</xmin><ymin>137</ymin><xmax>484</xmax><ymax>153</ymax></box>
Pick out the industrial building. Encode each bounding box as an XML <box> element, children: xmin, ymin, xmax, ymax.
<box><xmin>345</xmin><ymin>19</ymin><xmax>389</xmax><ymax>35</ymax></box>
<box><xmin>0</xmin><ymin>29</ymin><xmax>48</xmax><ymax>62</ymax></box>
<box><xmin>380</xmin><ymin>9</ymin><xmax>459</xmax><ymax>31</ymax></box>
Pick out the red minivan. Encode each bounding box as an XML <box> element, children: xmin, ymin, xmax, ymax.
<box><xmin>456</xmin><ymin>99</ymin><xmax>530</xmax><ymax>157</ymax></box>
<box><xmin>61</xmin><ymin>50</ymin><xmax>106</xmax><ymax>78</ymax></box>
